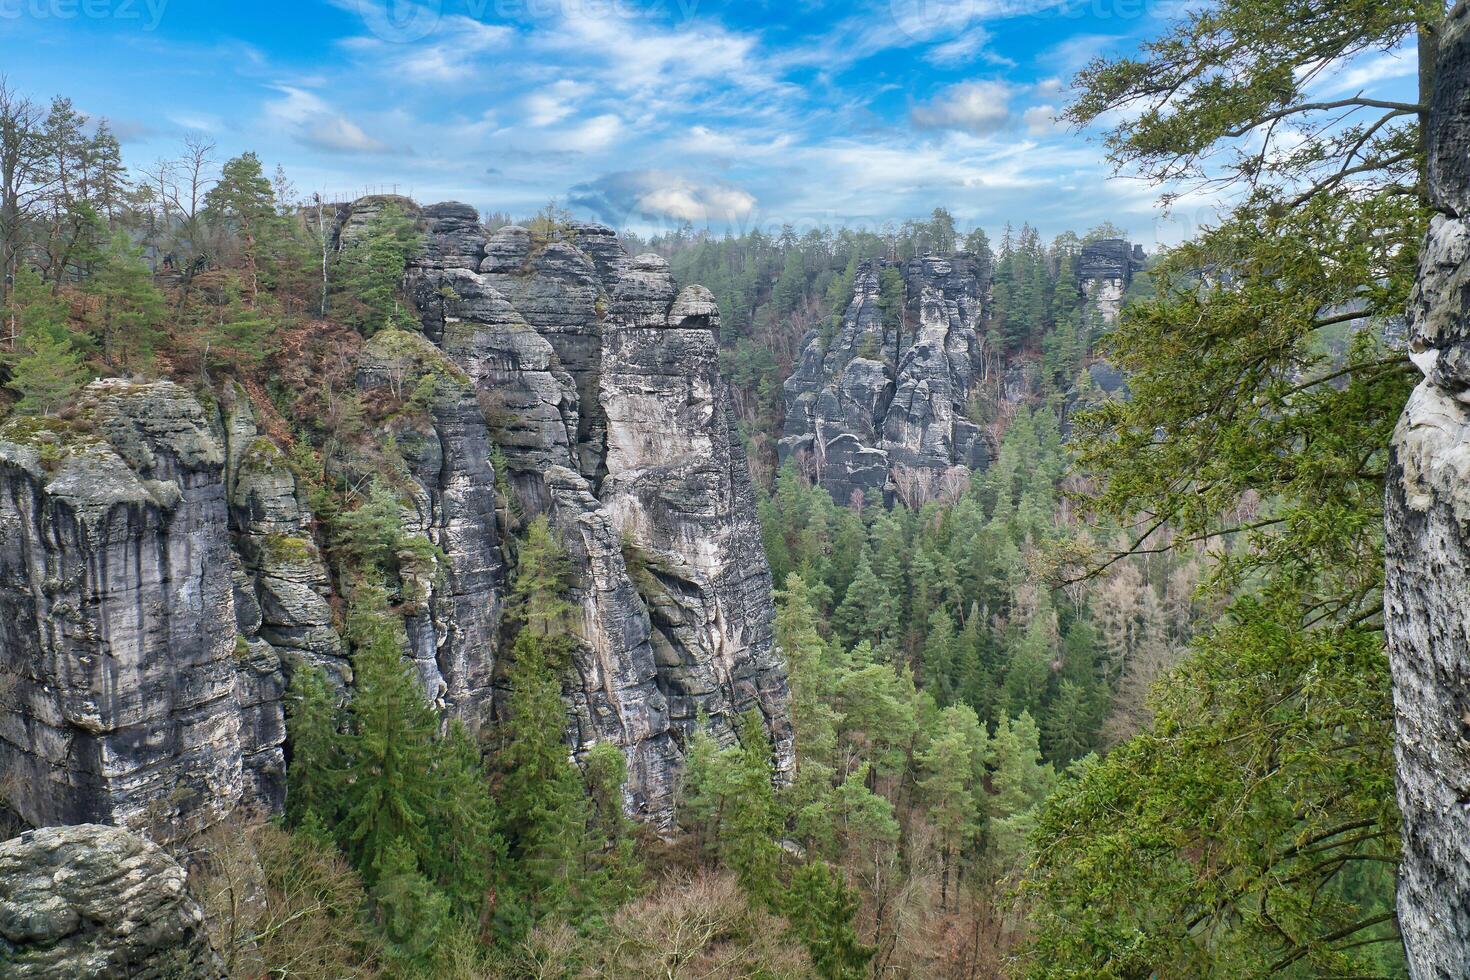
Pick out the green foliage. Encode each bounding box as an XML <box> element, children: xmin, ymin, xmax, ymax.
<box><xmin>284</xmin><ymin>662</ymin><xmax>341</xmax><ymax>829</ymax></box>
<box><xmin>86</xmin><ymin>231</ymin><xmax>164</xmax><ymax>371</ymax></box>
<box><xmin>722</xmin><ymin>710</ymin><xmax>784</xmax><ymax>904</ymax></box>
<box><xmin>204</xmin><ymin>152</ymin><xmax>279</xmax><ymax>302</ymax></box>
<box><xmin>1021</xmin><ymin>2</ymin><xmax>1434</xmax><ymax>974</ymax></box>
<box><xmin>284</xmin><ymin>585</ymin><xmax>498</xmax><ymax>935</ymax></box>
<box><xmin>336</xmin><ymin>585</ymin><xmax>441</xmax><ymax>883</ymax></box>
<box><xmin>490</xmin><ymin>516</ymin><xmax>616</xmax><ymax>933</ymax></box>
<box><xmin>877</xmin><ymin>266</ymin><xmax>905</xmax><ymax>334</ymax></box>
<box><xmin>8</xmin><ymin>328</ymin><xmax>86</xmax><ymax>415</ymax></box>
<box><xmin>371</xmin><ymin>837</ymin><xmax>453</xmax><ymax>971</ymax></box>
<box><xmin>785</xmin><ymin>860</ymin><xmax>873</xmax><ymax>979</ymax></box>
<box><xmin>335</xmin><ymin>203</ymin><xmax>422</xmax><ymax>335</ymax></box>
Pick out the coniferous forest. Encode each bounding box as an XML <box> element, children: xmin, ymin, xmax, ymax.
<box><xmin>0</xmin><ymin>2</ymin><xmax>1454</xmax><ymax>979</ymax></box>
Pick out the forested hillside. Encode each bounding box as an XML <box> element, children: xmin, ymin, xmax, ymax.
<box><xmin>0</xmin><ymin>0</ymin><xmax>1451</xmax><ymax>975</ymax></box>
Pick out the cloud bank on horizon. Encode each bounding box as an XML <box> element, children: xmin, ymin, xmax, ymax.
<box><xmin>0</xmin><ymin>0</ymin><xmax>1420</xmax><ymax>246</ymax></box>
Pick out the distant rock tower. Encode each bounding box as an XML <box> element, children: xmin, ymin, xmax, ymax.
<box><xmin>1076</xmin><ymin>238</ymin><xmax>1145</xmax><ymax>327</ymax></box>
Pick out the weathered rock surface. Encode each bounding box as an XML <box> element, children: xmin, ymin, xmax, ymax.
<box><xmin>1076</xmin><ymin>238</ymin><xmax>1144</xmax><ymax>328</ymax></box>
<box><xmin>0</xmin><ymin>382</ymin><xmax>283</xmax><ymax>839</ymax></box>
<box><xmin>779</xmin><ymin>254</ymin><xmax>991</xmax><ymax>507</ymax></box>
<box><xmin>0</xmin><ymin>197</ymin><xmax>792</xmax><ymax>840</ymax></box>
<box><xmin>0</xmin><ymin>823</ymin><xmax>224</xmax><ymax>978</ymax></box>
<box><xmin>1386</xmin><ymin>5</ymin><xmax>1470</xmax><ymax>976</ymax></box>
<box><xmin>355</xmin><ymin>327</ymin><xmax>505</xmax><ymax>729</ymax></box>
<box><xmin>399</xmin><ymin>205</ymin><xmax>791</xmax><ymax>823</ymax></box>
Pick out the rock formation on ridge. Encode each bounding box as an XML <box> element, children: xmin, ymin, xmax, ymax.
<box><xmin>778</xmin><ymin>253</ymin><xmax>991</xmax><ymax>507</ymax></box>
<box><xmin>397</xmin><ymin>206</ymin><xmax>792</xmax><ymax>823</ymax></box>
<box><xmin>0</xmin><ymin>197</ymin><xmax>791</xmax><ymax>840</ymax></box>
<box><xmin>1076</xmin><ymin>238</ymin><xmax>1144</xmax><ymax>328</ymax></box>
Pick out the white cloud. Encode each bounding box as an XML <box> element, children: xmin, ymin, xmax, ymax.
<box><xmin>1315</xmin><ymin>46</ymin><xmax>1415</xmax><ymax>98</ymax></box>
<box><xmin>925</xmin><ymin>28</ymin><xmax>1011</xmax><ymax>67</ymax></box>
<box><xmin>639</xmin><ymin>184</ymin><xmax>757</xmax><ymax>222</ymax></box>
<box><xmin>1023</xmin><ymin>104</ymin><xmax>1060</xmax><ymax>135</ymax></box>
<box><xmin>559</xmin><ymin>113</ymin><xmax>624</xmax><ymax>153</ymax></box>
<box><xmin>912</xmin><ymin>81</ymin><xmax>1014</xmax><ymax>134</ymax></box>
<box><xmin>524</xmin><ymin>80</ymin><xmax>590</xmax><ymax>127</ymax></box>
<box><xmin>569</xmin><ymin>170</ymin><xmax>757</xmax><ymax>225</ymax></box>
<box><xmin>340</xmin><ymin>14</ymin><xmax>512</xmax><ymax>83</ymax></box>
<box><xmin>264</xmin><ymin>86</ymin><xmax>390</xmax><ymax>154</ymax></box>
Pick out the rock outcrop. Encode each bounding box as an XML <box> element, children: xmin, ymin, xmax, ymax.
<box><xmin>387</xmin><ymin>200</ymin><xmax>792</xmax><ymax>823</ymax></box>
<box><xmin>0</xmin><ymin>382</ymin><xmax>285</xmax><ymax>838</ymax></box>
<box><xmin>779</xmin><ymin>254</ymin><xmax>990</xmax><ymax>507</ymax></box>
<box><xmin>0</xmin><ymin>823</ymin><xmax>224</xmax><ymax>978</ymax></box>
<box><xmin>1385</xmin><ymin>5</ymin><xmax>1470</xmax><ymax>976</ymax></box>
<box><xmin>0</xmin><ymin>198</ymin><xmax>792</xmax><ymax>841</ymax></box>
<box><xmin>1076</xmin><ymin>238</ymin><xmax>1144</xmax><ymax>328</ymax></box>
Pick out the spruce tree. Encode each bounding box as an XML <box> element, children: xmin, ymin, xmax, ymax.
<box><xmin>492</xmin><ymin>516</ymin><xmax>595</xmax><ymax>929</ymax></box>
<box><xmin>86</xmin><ymin>232</ymin><xmax>163</xmax><ymax>371</ymax></box>
<box><xmin>284</xmin><ymin>661</ymin><xmax>342</xmax><ymax>829</ymax></box>
<box><xmin>425</xmin><ymin>719</ymin><xmax>500</xmax><ymax>919</ymax></box>
<box><xmin>722</xmin><ymin>709</ymin><xmax>782</xmax><ymax>905</ymax></box>
<box><xmin>372</xmin><ymin>837</ymin><xmax>453</xmax><ymax>972</ymax></box>
<box><xmin>785</xmin><ymin>860</ymin><xmax>873</xmax><ymax>980</ymax></box>
<box><xmin>336</xmin><ymin>584</ymin><xmax>440</xmax><ymax>884</ymax></box>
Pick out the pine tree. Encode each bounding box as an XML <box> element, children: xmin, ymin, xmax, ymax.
<box><xmin>722</xmin><ymin>709</ymin><xmax>783</xmax><ymax>906</ymax></box>
<box><xmin>204</xmin><ymin>152</ymin><xmax>277</xmax><ymax>304</ymax></box>
<box><xmin>284</xmin><ymin>661</ymin><xmax>342</xmax><ymax>829</ymax></box>
<box><xmin>335</xmin><ymin>203</ymin><xmax>421</xmax><ymax>335</ymax></box>
<box><xmin>336</xmin><ymin>585</ymin><xmax>440</xmax><ymax>884</ymax></box>
<box><xmin>86</xmin><ymin>231</ymin><xmax>163</xmax><ymax>371</ymax></box>
<box><xmin>9</xmin><ymin>328</ymin><xmax>85</xmax><ymax>414</ymax></box>
<box><xmin>918</xmin><ymin>704</ymin><xmax>985</xmax><ymax>909</ymax></box>
<box><xmin>785</xmin><ymin>860</ymin><xmax>873</xmax><ymax>980</ymax></box>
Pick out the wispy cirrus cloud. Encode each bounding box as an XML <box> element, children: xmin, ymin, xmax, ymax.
<box><xmin>264</xmin><ymin>86</ymin><xmax>392</xmax><ymax>154</ymax></box>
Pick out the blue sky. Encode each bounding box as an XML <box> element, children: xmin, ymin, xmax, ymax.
<box><xmin>0</xmin><ymin>0</ymin><xmax>1420</xmax><ymax>245</ymax></box>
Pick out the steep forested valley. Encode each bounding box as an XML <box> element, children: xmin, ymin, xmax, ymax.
<box><xmin>0</xmin><ymin>2</ymin><xmax>1460</xmax><ymax>979</ymax></box>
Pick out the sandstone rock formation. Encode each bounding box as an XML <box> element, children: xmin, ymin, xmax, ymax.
<box><xmin>0</xmin><ymin>196</ymin><xmax>791</xmax><ymax>841</ymax></box>
<box><xmin>779</xmin><ymin>254</ymin><xmax>991</xmax><ymax>507</ymax></box>
<box><xmin>392</xmin><ymin>203</ymin><xmax>792</xmax><ymax>822</ymax></box>
<box><xmin>1385</xmin><ymin>5</ymin><xmax>1470</xmax><ymax>976</ymax></box>
<box><xmin>1076</xmin><ymin>238</ymin><xmax>1144</xmax><ymax>328</ymax></box>
<box><xmin>0</xmin><ymin>382</ymin><xmax>285</xmax><ymax>839</ymax></box>
<box><xmin>0</xmin><ymin>823</ymin><xmax>224</xmax><ymax>978</ymax></box>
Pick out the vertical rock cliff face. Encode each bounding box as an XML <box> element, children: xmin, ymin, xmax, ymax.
<box><xmin>397</xmin><ymin>203</ymin><xmax>791</xmax><ymax>823</ymax></box>
<box><xmin>779</xmin><ymin>254</ymin><xmax>991</xmax><ymax>507</ymax></box>
<box><xmin>1076</xmin><ymin>238</ymin><xmax>1144</xmax><ymax>328</ymax></box>
<box><xmin>1386</xmin><ymin>7</ymin><xmax>1470</xmax><ymax>977</ymax></box>
<box><xmin>0</xmin><ymin>382</ymin><xmax>285</xmax><ymax>838</ymax></box>
<box><xmin>0</xmin><ymin>196</ymin><xmax>790</xmax><ymax>840</ymax></box>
